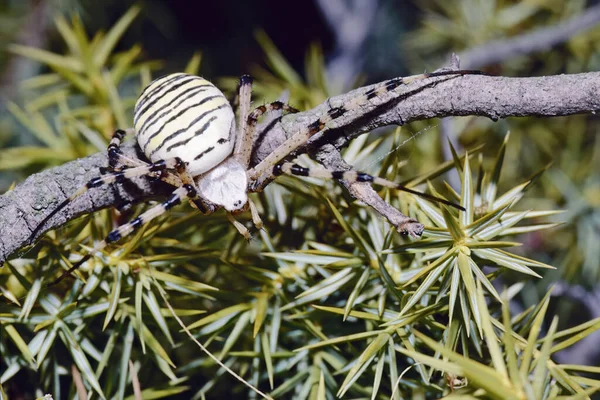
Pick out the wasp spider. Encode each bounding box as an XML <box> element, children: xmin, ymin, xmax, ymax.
<box><xmin>27</xmin><ymin>70</ymin><xmax>482</xmax><ymax>285</ymax></box>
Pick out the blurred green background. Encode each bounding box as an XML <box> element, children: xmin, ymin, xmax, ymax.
<box><xmin>1</xmin><ymin>0</ymin><xmax>599</xmax><ymax>398</ymax></box>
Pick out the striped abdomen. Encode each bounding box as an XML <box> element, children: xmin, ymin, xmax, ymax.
<box><xmin>134</xmin><ymin>73</ymin><xmax>235</xmax><ymax>176</ymax></box>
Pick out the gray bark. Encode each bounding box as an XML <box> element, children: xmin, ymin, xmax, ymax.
<box><xmin>1</xmin><ymin>70</ymin><xmax>599</xmax><ymax>264</ymax></box>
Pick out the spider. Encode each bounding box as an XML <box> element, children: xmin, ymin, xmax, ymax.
<box><xmin>26</xmin><ymin>69</ymin><xmax>482</xmax><ymax>285</ymax></box>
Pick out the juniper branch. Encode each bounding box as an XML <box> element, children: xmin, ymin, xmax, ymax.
<box><xmin>1</xmin><ymin>70</ymin><xmax>599</xmax><ymax>264</ymax></box>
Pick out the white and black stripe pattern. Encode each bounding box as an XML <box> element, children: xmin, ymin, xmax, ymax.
<box><xmin>106</xmin><ymin>128</ymin><xmax>147</xmax><ymax>170</ymax></box>
<box><xmin>31</xmin><ymin>69</ymin><xmax>484</xmax><ymax>287</ymax></box>
<box><xmin>134</xmin><ymin>73</ymin><xmax>236</xmax><ymax>176</ymax></box>
<box><xmin>249</xmin><ymin>69</ymin><xmax>485</xmax><ymax>180</ymax></box>
<box><xmin>47</xmin><ymin>184</ymin><xmax>198</xmax><ymax>286</ymax></box>
<box><xmin>107</xmin><ymin>129</ymin><xmax>126</xmax><ymax>168</ymax></box>
<box><xmin>272</xmin><ymin>162</ymin><xmax>465</xmax><ymax>210</ymax></box>
<box><xmin>26</xmin><ymin>159</ymin><xmax>186</xmax><ymax>246</ymax></box>
<box><xmin>234</xmin><ymin>99</ymin><xmax>299</xmax><ymax>168</ymax></box>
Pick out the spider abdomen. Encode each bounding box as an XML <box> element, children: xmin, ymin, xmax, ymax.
<box><xmin>133</xmin><ymin>73</ymin><xmax>236</xmax><ymax>176</ymax></box>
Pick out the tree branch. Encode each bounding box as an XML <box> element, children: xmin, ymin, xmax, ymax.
<box><xmin>460</xmin><ymin>4</ymin><xmax>600</xmax><ymax>69</ymax></box>
<box><xmin>1</xmin><ymin>70</ymin><xmax>599</xmax><ymax>264</ymax></box>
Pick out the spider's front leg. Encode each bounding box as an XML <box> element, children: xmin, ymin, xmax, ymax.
<box><xmin>241</xmin><ymin>102</ymin><xmax>300</xmax><ymax>193</ymax></box>
<box><xmin>224</xmin><ymin>198</ymin><xmax>264</xmax><ymax>240</ymax></box>
<box><xmin>264</xmin><ymin>161</ymin><xmax>464</xmax><ymax>238</ymax></box>
<box><xmin>234</xmin><ymin>74</ymin><xmax>299</xmax><ymax>169</ymax></box>
<box><xmin>248</xmin><ymin>69</ymin><xmax>486</xmax><ymax>185</ymax></box>
<box><xmin>228</xmin><ymin>75</ymin><xmax>299</xmax><ymax>238</ymax></box>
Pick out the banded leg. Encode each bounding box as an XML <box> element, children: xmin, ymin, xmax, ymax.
<box><xmin>273</xmin><ymin>162</ymin><xmax>465</xmax><ymax>211</ymax></box>
<box><xmin>232</xmin><ymin>75</ymin><xmax>253</xmax><ymax>165</ymax></box>
<box><xmin>107</xmin><ymin>128</ymin><xmax>143</xmax><ymax>169</ymax></box>
<box><xmin>109</xmin><ymin>129</ymin><xmax>190</xmax><ymax>188</ymax></box>
<box><xmin>248</xmin><ymin>69</ymin><xmax>484</xmax><ymax>181</ymax></box>
<box><xmin>103</xmin><ymin>129</ymin><xmax>147</xmax><ymax>212</ymax></box>
<box><xmin>106</xmin><ymin>128</ymin><xmax>181</xmax><ymax>187</ymax></box>
<box><xmin>235</xmin><ymin>99</ymin><xmax>299</xmax><ymax>168</ymax></box>
<box><xmin>170</xmin><ymin>157</ymin><xmax>212</xmax><ymax>213</ymax></box>
<box><xmin>27</xmin><ymin>158</ymin><xmax>187</xmax><ymax>245</ymax></box>
<box><xmin>48</xmin><ymin>184</ymin><xmax>198</xmax><ymax>286</ymax></box>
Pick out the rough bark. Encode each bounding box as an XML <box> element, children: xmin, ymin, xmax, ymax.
<box><xmin>1</xmin><ymin>70</ymin><xmax>599</xmax><ymax>264</ymax></box>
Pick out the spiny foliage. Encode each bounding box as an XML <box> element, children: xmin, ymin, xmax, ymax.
<box><xmin>1</xmin><ymin>6</ymin><xmax>599</xmax><ymax>400</ymax></box>
<box><xmin>403</xmin><ymin>0</ymin><xmax>600</xmax><ymax>290</ymax></box>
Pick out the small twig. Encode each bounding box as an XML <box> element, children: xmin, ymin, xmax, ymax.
<box><xmin>129</xmin><ymin>360</ymin><xmax>143</xmax><ymax>400</ymax></box>
<box><xmin>0</xmin><ymin>0</ymin><xmax>51</xmax><ymax>100</ymax></box>
<box><xmin>71</xmin><ymin>364</ymin><xmax>89</xmax><ymax>400</ymax></box>
<box><xmin>460</xmin><ymin>3</ymin><xmax>600</xmax><ymax>68</ymax></box>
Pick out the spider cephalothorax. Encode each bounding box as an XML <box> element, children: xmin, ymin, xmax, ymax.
<box><xmin>27</xmin><ymin>69</ymin><xmax>482</xmax><ymax>284</ymax></box>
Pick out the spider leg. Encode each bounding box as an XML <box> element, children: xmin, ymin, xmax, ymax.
<box><xmin>107</xmin><ymin>128</ymin><xmax>144</xmax><ymax>169</ymax></box>
<box><xmin>273</xmin><ymin>162</ymin><xmax>465</xmax><ymax>211</ymax></box>
<box><xmin>223</xmin><ymin>199</ymin><xmax>264</xmax><ymax>240</ymax></box>
<box><xmin>226</xmin><ymin>212</ymin><xmax>252</xmax><ymax>240</ymax></box>
<box><xmin>234</xmin><ymin>77</ymin><xmax>299</xmax><ymax>168</ymax></box>
<box><xmin>247</xmin><ymin>198</ymin><xmax>263</xmax><ymax>230</ymax></box>
<box><xmin>47</xmin><ymin>183</ymin><xmax>199</xmax><ymax>286</ymax></box>
<box><xmin>106</xmin><ymin>129</ymin><xmax>192</xmax><ymax>213</ymax></box>
<box><xmin>244</xmin><ymin>101</ymin><xmax>299</xmax><ymax>162</ymax></box>
<box><xmin>232</xmin><ymin>75</ymin><xmax>253</xmax><ymax>166</ymax></box>
<box><xmin>105</xmin><ymin>129</ymin><xmax>152</xmax><ymax>213</ymax></box>
<box><xmin>27</xmin><ymin>158</ymin><xmax>186</xmax><ymax>246</ymax></box>
<box><xmin>248</xmin><ymin>69</ymin><xmax>484</xmax><ymax>182</ymax></box>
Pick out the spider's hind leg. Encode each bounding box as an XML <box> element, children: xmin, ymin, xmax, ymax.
<box><xmin>272</xmin><ymin>161</ymin><xmax>465</xmax><ymax>210</ymax></box>
<box><xmin>48</xmin><ymin>183</ymin><xmax>199</xmax><ymax>286</ymax></box>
